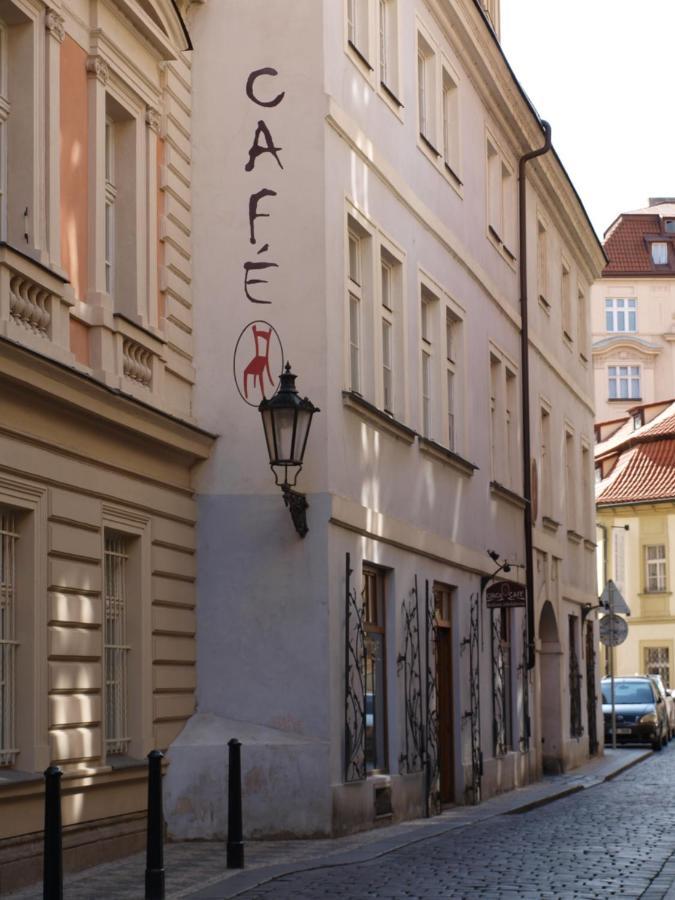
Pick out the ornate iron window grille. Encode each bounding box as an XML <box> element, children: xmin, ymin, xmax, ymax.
<box><xmin>344</xmin><ymin>553</ymin><xmax>367</xmax><ymax>782</ymax></box>
<box><xmin>461</xmin><ymin>592</ymin><xmax>481</xmax><ymax>805</ymax></box>
<box><xmin>491</xmin><ymin>609</ymin><xmax>507</xmax><ymax>757</ymax></box>
<box><xmin>585</xmin><ymin>621</ymin><xmax>598</xmax><ymax>754</ymax></box>
<box><xmin>425</xmin><ymin>581</ymin><xmax>440</xmax><ymax>817</ymax></box>
<box><xmin>398</xmin><ymin>575</ymin><xmax>424</xmax><ymax>775</ymax></box>
<box><xmin>570</xmin><ymin>632</ymin><xmax>583</xmax><ymax>739</ymax></box>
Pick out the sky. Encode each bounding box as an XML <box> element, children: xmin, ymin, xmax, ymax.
<box><xmin>501</xmin><ymin>0</ymin><xmax>675</xmax><ymax>239</ymax></box>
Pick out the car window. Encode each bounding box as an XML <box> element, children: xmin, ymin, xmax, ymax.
<box><xmin>603</xmin><ymin>682</ymin><xmax>654</xmax><ymax>704</ymax></box>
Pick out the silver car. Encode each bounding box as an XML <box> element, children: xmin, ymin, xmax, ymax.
<box><xmin>649</xmin><ymin>674</ymin><xmax>675</xmax><ymax>739</ymax></box>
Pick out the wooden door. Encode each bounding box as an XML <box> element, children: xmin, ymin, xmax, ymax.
<box><xmin>437</xmin><ymin>625</ymin><xmax>454</xmax><ymax>804</ymax></box>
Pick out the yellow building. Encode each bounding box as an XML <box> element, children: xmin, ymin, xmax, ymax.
<box><xmin>595</xmin><ymin>400</ymin><xmax>675</xmax><ymax>687</ymax></box>
<box><xmin>0</xmin><ymin>0</ymin><xmax>210</xmax><ymax>891</ymax></box>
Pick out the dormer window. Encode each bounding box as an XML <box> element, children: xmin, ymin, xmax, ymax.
<box><xmin>665</xmin><ymin>220</ymin><xmax>675</xmax><ymax>234</ymax></box>
<box><xmin>633</xmin><ymin>411</ymin><xmax>644</xmax><ymax>430</ymax></box>
<box><xmin>652</xmin><ymin>241</ymin><xmax>668</xmax><ymax>265</ymax></box>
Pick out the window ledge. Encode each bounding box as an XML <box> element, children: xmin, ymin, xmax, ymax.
<box><xmin>584</xmin><ymin>539</ymin><xmax>597</xmax><ymax>552</ymax></box>
<box><xmin>342</xmin><ymin>391</ymin><xmax>416</xmax><ymax>444</ymax></box>
<box><xmin>419</xmin><ymin>132</ymin><xmax>441</xmax><ymax>158</ymax></box>
<box><xmin>639</xmin><ymin>591</ymin><xmax>672</xmax><ymax>598</ymax></box>
<box><xmin>608</xmin><ymin>397</ymin><xmax>642</xmax><ymax>403</ymax></box>
<box><xmin>538</xmin><ymin>294</ymin><xmax>551</xmax><ymax>314</ymax></box>
<box><xmin>347</xmin><ymin>40</ymin><xmax>374</xmax><ymax>72</ymax></box>
<box><xmin>567</xmin><ymin>529</ymin><xmax>584</xmax><ymax>544</ymax></box>
<box><xmin>443</xmin><ymin>161</ymin><xmax>463</xmax><ymax>188</ymax></box>
<box><xmin>106</xmin><ymin>754</ymin><xmax>147</xmax><ymax>771</ymax></box>
<box><xmin>418</xmin><ymin>437</ymin><xmax>478</xmax><ymax>476</ymax></box>
<box><xmin>490</xmin><ymin>481</ymin><xmax>527</xmax><ymax>509</ymax></box>
<box><xmin>542</xmin><ymin>516</ymin><xmax>561</xmax><ymax>533</ymax></box>
<box><xmin>380</xmin><ymin>81</ymin><xmax>403</xmax><ymax>109</ymax></box>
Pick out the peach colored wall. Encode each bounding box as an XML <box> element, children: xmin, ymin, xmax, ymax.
<box><xmin>69</xmin><ymin>319</ymin><xmax>90</xmax><ymax>366</ymax></box>
<box><xmin>60</xmin><ymin>37</ymin><xmax>88</xmax><ymax>302</ymax></box>
<box><xmin>158</xmin><ymin>136</ymin><xmax>165</xmax><ymax>325</ymax></box>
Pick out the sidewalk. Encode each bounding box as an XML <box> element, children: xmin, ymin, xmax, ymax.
<box><xmin>8</xmin><ymin>747</ymin><xmax>650</xmax><ymax>900</ymax></box>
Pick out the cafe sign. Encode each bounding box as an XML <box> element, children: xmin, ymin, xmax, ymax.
<box><xmin>485</xmin><ymin>580</ymin><xmax>527</xmax><ymax>609</ymax></box>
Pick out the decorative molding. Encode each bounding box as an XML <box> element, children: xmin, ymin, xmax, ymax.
<box><xmin>418</xmin><ymin>436</ymin><xmax>478</xmax><ymax>476</ymax></box>
<box><xmin>45</xmin><ymin>9</ymin><xmax>66</xmax><ymax>43</ymax></box>
<box><xmin>9</xmin><ymin>273</ymin><xmax>51</xmax><ymax>338</ymax></box>
<box><xmin>86</xmin><ymin>55</ymin><xmax>109</xmax><ymax>85</ymax></box>
<box><xmin>146</xmin><ymin>106</ymin><xmax>162</xmax><ymax>135</ymax></box>
<box><xmin>122</xmin><ymin>337</ymin><xmax>153</xmax><ymax>389</ymax></box>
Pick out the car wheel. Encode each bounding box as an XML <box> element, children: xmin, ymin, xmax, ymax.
<box><xmin>653</xmin><ymin>737</ymin><xmax>663</xmax><ymax>751</ymax></box>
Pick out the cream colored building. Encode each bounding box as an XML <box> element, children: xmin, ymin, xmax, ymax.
<box><xmin>165</xmin><ymin>0</ymin><xmax>605</xmax><ymax>839</ymax></box>
<box><xmin>596</xmin><ymin>400</ymin><xmax>675</xmax><ymax>688</ymax></box>
<box><xmin>0</xmin><ymin>0</ymin><xmax>211</xmax><ymax>891</ymax></box>
<box><xmin>592</xmin><ymin>198</ymin><xmax>675</xmax><ymax>424</ymax></box>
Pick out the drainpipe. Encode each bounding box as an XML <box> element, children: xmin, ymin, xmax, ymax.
<box><xmin>518</xmin><ymin>121</ymin><xmax>552</xmax><ymax>670</ymax></box>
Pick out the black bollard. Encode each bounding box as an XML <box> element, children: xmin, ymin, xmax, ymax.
<box><xmin>43</xmin><ymin>766</ymin><xmax>63</xmax><ymax>900</ymax></box>
<box><xmin>226</xmin><ymin>738</ymin><xmax>244</xmax><ymax>869</ymax></box>
<box><xmin>145</xmin><ymin>750</ymin><xmax>165</xmax><ymax>900</ymax></box>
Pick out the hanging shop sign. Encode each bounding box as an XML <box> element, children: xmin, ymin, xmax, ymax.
<box><xmin>485</xmin><ymin>579</ymin><xmax>527</xmax><ymax>609</ymax></box>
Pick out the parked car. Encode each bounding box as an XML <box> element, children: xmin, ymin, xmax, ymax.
<box><xmin>648</xmin><ymin>674</ymin><xmax>675</xmax><ymax>739</ymax></box>
<box><xmin>601</xmin><ymin>676</ymin><xmax>669</xmax><ymax>751</ymax></box>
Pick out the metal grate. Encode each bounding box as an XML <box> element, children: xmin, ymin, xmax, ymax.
<box><xmin>0</xmin><ymin>512</ymin><xmax>18</xmax><ymax>767</ymax></box>
<box><xmin>104</xmin><ymin>535</ymin><xmax>130</xmax><ymax>755</ymax></box>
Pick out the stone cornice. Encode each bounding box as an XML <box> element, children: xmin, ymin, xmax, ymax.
<box><xmin>86</xmin><ymin>55</ymin><xmax>109</xmax><ymax>85</ymax></box>
<box><xmin>45</xmin><ymin>9</ymin><xmax>65</xmax><ymax>43</ymax></box>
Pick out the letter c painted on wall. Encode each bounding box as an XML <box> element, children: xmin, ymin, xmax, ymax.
<box><xmin>246</xmin><ymin>67</ymin><xmax>285</xmax><ymax>108</ymax></box>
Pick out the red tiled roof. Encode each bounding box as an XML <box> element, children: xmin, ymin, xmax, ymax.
<box><xmin>603</xmin><ymin>214</ymin><xmax>664</xmax><ymax>274</ymax></box>
<box><xmin>597</xmin><ymin>440</ymin><xmax>675</xmax><ymax>505</ymax></box>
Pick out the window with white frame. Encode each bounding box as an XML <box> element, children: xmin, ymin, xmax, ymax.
<box><xmin>445</xmin><ymin>308</ymin><xmax>459</xmax><ymax>450</ymax></box>
<box><xmin>577</xmin><ymin>285</ymin><xmax>588</xmax><ymax>360</ymax></box>
<box><xmin>378</xmin><ymin>0</ymin><xmax>398</xmax><ymax>94</ymax></box>
<box><xmin>613</xmin><ymin>527</ymin><xmax>626</xmax><ymax>594</ymax></box>
<box><xmin>581</xmin><ymin>443</ymin><xmax>592</xmax><ymax>535</ymax></box>
<box><xmin>489</xmin><ymin>353</ymin><xmax>500</xmax><ymax>481</ymax></box>
<box><xmin>348</xmin><ymin>225</ymin><xmax>365</xmax><ymax>394</ymax></box>
<box><xmin>565</xmin><ymin>430</ymin><xmax>576</xmax><ymax>532</ymax></box>
<box><xmin>537</xmin><ymin>219</ymin><xmax>548</xmax><ymax>308</ymax></box>
<box><xmin>0</xmin><ymin>510</ymin><xmax>17</xmax><ymax>767</ymax></box>
<box><xmin>608</xmin><ymin>365</ymin><xmax>640</xmax><ymax>400</ymax></box>
<box><xmin>505</xmin><ymin>368</ymin><xmax>517</xmax><ymax>489</ymax></box>
<box><xmin>442</xmin><ymin>67</ymin><xmax>460</xmax><ymax>180</ymax></box>
<box><xmin>487</xmin><ymin>137</ymin><xmax>514</xmax><ymax>254</ymax></box>
<box><xmin>561</xmin><ymin>260</ymin><xmax>572</xmax><ymax>341</ymax></box>
<box><xmin>105</xmin><ymin>117</ymin><xmax>116</xmax><ymax>296</ymax></box>
<box><xmin>347</xmin><ymin>0</ymin><xmax>370</xmax><ymax>58</ymax></box>
<box><xmin>652</xmin><ymin>241</ymin><xmax>668</xmax><ymax>265</ymax></box>
<box><xmin>420</xmin><ymin>286</ymin><xmax>436</xmax><ymax>438</ymax></box>
<box><xmin>645</xmin><ymin>544</ymin><xmax>667</xmax><ymax>593</ymax></box>
<box><xmin>540</xmin><ymin>406</ymin><xmax>552</xmax><ymax>518</ymax></box>
<box><xmin>417</xmin><ymin>33</ymin><xmax>435</xmax><ymax>145</ymax></box>
<box><xmin>104</xmin><ymin>534</ymin><xmax>131</xmax><ymax>756</ymax></box>
<box><xmin>380</xmin><ymin>249</ymin><xmax>398</xmax><ymax>415</ymax></box>
<box><xmin>605</xmin><ymin>298</ymin><xmax>637</xmax><ymax>333</ymax></box>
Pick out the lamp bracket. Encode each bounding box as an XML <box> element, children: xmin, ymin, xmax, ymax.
<box><xmin>282</xmin><ymin>485</ymin><xmax>309</xmax><ymax>538</ymax></box>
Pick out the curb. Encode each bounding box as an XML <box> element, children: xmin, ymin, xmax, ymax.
<box><xmin>184</xmin><ymin>749</ymin><xmax>654</xmax><ymax>899</ymax></box>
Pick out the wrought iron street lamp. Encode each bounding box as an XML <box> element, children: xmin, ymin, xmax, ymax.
<box><xmin>258</xmin><ymin>363</ymin><xmax>319</xmax><ymax>537</ymax></box>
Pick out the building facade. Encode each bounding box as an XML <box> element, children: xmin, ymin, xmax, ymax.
<box><xmin>0</xmin><ymin>0</ymin><xmax>210</xmax><ymax>891</ymax></box>
<box><xmin>164</xmin><ymin>0</ymin><xmax>605</xmax><ymax>839</ymax></box>
<box><xmin>591</xmin><ymin>198</ymin><xmax>675</xmax><ymax>423</ymax></box>
<box><xmin>596</xmin><ymin>400</ymin><xmax>675</xmax><ymax>688</ymax></box>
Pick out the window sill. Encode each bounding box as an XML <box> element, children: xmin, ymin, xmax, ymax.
<box><xmin>490</xmin><ymin>481</ymin><xmax>527</xmax><ymax>510</ymax></box>
<box><xmin>419</xmin><ymin>132</ymin><xmax>441</xmax><ymax>158</ymax></box>
<box><xmin>639</xmin><ymin>591</ymin><xmax>672</xmax><ymax>598</ymax></box>
<box><xmin>487</xmin><ymin>228</ymin><xmax>517</xmax><ymax>268</ymax></box>
<box><xmin>380</xmin><ymin>81</ymin><xmax>403</xmax><ymax>109</ymax></box>
<box><xmin>347</xmin><ymin>40</ymin><xmax>374</xmax><ymax>72</ymax></box>
<box><xmin>443</xmin><ymin>161</ymin><xmax>463</xmax><ymax>188</ymax></box>
<box><xmin>538</xmin><ymin>294</ymin><xmax>551</xmax><ymax>314</ymax></box>
<box><xmin>418</xmin><ymin>437</ymin><xmax>478</xmax><ymax>476</ymax></box>
<box><xmin>566</xmin><ymin>529</ymin><xmax>584</xmax><ymax>544</ymax></box>
<box><xmin>608</xmin><ymin>397</ymin><xmax>642</xmax><ymax>403</ymax></box>
<box><xmin>584</xmin><ymin>539</ymin><xmax>597</xmax><ymax>552</ymax></box>
<box><xmin>542</xmin><ymin>515</ymin><xmax>561</xmax><ymax>533</ymax></box>
<box><xmin>342</xmin><ymin>391</ymin><xmax>416</xmax><ymax>444</ymax></box>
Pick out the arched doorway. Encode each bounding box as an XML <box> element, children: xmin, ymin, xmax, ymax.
<box><xmin>539</xmin><ymin>601</ymin><xmax>563</xmax><ymax>774</ymax></box>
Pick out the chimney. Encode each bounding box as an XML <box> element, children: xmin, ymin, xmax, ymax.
<box><xmin>649</xmin><ymin>197</ymin><xmax>675</xmax><ymax>207</ymax></box>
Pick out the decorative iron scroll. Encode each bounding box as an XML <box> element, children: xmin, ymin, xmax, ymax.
<box><xmin>344</xmin><ymin>553</ymin><xmax>367</xmax><ymax>782</ymax></box>
<box><xmin>398</xmin><ymin>576</ymin><xmax>424</xmax><ymax>774</ymax></box>
<box><xmin>519</xmin><ymin>611</ymin><xmax>531</xmax><ymax>752</ymax></box>
<box><xmin>461</xmin><ymin>592</ymin><xmax>481</xmax><ymax>805</ymax></box>
<box><xmin>425</xmin><ymin>581</ymin><xmax>440</xmax><ymax>816</ymax></box>
<box><xmin>585</xmin><ymin>622</ymin><xmax>598</xmax><ymax>754</ymax></box>
<box><xmin>570</xmin><ymin>632</ymin><xmax>583</xmax><ymax>739</ymax></box>
<box><xmin>491</xmin><ymin>609</ymin><xmax>507</xmax><ymax>758</ymax></box>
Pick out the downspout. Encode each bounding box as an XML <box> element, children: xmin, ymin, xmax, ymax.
<box><xmin>518</xmin><ymin>121</ymin><xmax>552</xmax><ymax>670</ymax></box>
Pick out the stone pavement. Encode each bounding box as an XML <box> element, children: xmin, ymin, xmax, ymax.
<box><xmin>6</xmin><ymin>746</ymin><xmax>658</xmax><ymax>899</ymax></box>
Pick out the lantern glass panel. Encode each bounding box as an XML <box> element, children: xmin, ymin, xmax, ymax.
<box><xmin>295</xmin><ymin>408</ymin><xmax>313</xmax><ymax>460</ymax></box>
<box><xmin>274</xmin><ymin>407</ymin><xmax>297</xmax><ymax>463</ymax></box>
<box><xmin>261</xmin><ymin>407</ymin><xmax>277</xmax><ymax>462</ymax></box>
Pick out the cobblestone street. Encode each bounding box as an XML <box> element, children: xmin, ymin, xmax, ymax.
<box><xmin>196</xmin><ymin>746</ymin><xmax>675</xmax><ymax>900</ymax></box>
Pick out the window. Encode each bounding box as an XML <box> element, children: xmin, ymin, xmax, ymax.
<box><xmin>645</xmin><ymin>647</ymin><xmax>670</xmax><ymax>689</ymax></box>
<box><xmin>105</xmin><ymin>118</ymin><xmax>116</xmax><ymax>295</ymax></box>
<box><xmin>605</xmin><ymin>298</ymin><xmax>637</xmax><ymax>333</ymax></box>
<box><xmin>569</xmin><ymin>616</ymin><xmax>582</xmax><ymax>738</ymax></box>
<box><xmin>420</xmin><ymin>287</ymin><xmax>436</xmax><ymax>438</ymax></box>
<box><xmin>492</xmin><ymin>608</ymin><xmax>513</xmax><ymax>754</ymax></box>
<box><xmin>378</xmin><ymin>0</ymin><xmax>398</xmax><ymax>93</ymax></box>
<box><xmin>381</xmin><ymin>256</ymin><xmax>393</xmax><ymax>413</ymax></box>
<box><xmin>613</xmin><ymin>527</ymin><xmax>626</xmax><ymax>594</ymax></box>
<box><xmin>666</xmin><ymin>220</ymin><xmax>675</xmax><ymax>234</ymax></box>
<box><xmin>490</xmin><ymin>354</ymin><xmax>500</xmax><ymax>481</ymax></box>
<box><xmin>578</xmin><ymin>286</ymin><xmax>587</xmax><ymax>360</ymax></box>
<box><xmin>417</xmin><ymin>34</ymin><xmax>435</xmax><ymax>144</ymax></box>
<box><xmin>486</xmin><ymin>137</ymin><xmax>514</xmax><ymax>254</ymax></box>
<box><xmin>104</xmin><ymin>534</ymin><xmax>131</xmax><ymax>756</ymax></box>
<box><xmin>645</xmin><ymin>545</ymin><xmax>667</xmax><ymax>593</ymax></box>
<box><xmin>561</xmin><ymin>261</ymin><xmax>572</xmax><ymax>341</ymax></box>
<box><xmin>490</xmin><ymin>352</ymin><xmax>518</xmax><ymax>489</ymax></box>
<box><xmin>442</xmin><ymin>68</ymin><xmax>459</xmax><ymax>179</ymax></box>
<box><xmin>363</xmin><ymin>566</ymin><xmax>387</xmax><ymax>773</ymax></box>
<box><xmin>0</xmin><ymin>510</ymin><xmax>17</xmax><ymax>767</ymax></box>
<box><xmin>540</xmin><ymin>406</ymin><xmax>552</xmax><ymax>518</ymax></box>
<box><xmin>537</xmin><ymin>219</ymin><xmax>548</xmax><ymax>308</ymax></box>
<box><xmin>608</xmin><ymin>365</ymin><xmax>640</xmax><ymax>400</ymax></box>
<box><xmin>348</xmin><ymin>225</ymin><xmax>364</xmax><ymax>394</ymax></box>
<box><xmin>581</xmin><ymin>443</ymin><xmax>591</xmax><ymax>536</ymax></box>
<box><xmin>652</xmin><ymin>242</ymin><xmax>668</xmax><ymax>265</ymax></box>
<box><xmin>445</xmin><ymin>309</ymin><xmax>458</xmax><ymax>450</ymax></box>
<box><xmin>505</xmin><ymin>368</ymin><xmax>517</xmax><ymax>489</ymax></box>
<box><xmin>565</xmin><ymin>430</ymin><xmax>576</xmax><ymax>532</ymax></box>
<box><xmin>348</xmin><ymin>0</ymin><xmax>369</xmax><ymax>57</ymax></box>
